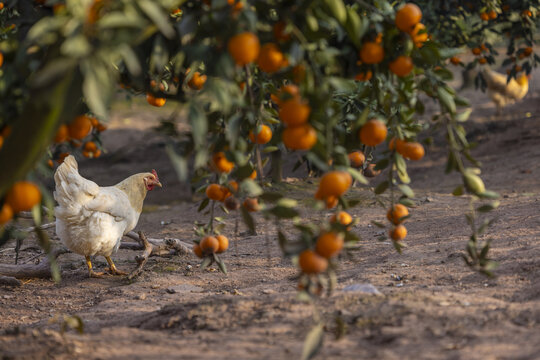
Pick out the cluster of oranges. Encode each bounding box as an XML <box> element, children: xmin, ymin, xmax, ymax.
<box><xmin>272</xmin><ymin>84</ymin><xmax>317</xmax><ymax>151</ymax></box>
<box><xmin>387</xmin><ymin>203</ymin><xmax>409</xmax><ymax>241</ymax></box>
<box><xmin>480</xmin><ymin>10</ymin><xmax>498</xmax><ymax>21</ymax></box>
<box><xmin>227</xmin><ymin>31</ymin><xmax>289</xmax><ymax>73</ymax></box>
<box><xmin>357</xmin><ymin>3</ymin><xmax>426</xmax><ymax>80</ymax></box>
<box><xmin>52</xmin><ymin>115</ymin><xmax>106</xmax><ymax>165</ymax></box>
<box><xmin>193</xmin><ymin>234</ymin><xmax>229</xmax><ymax>258</ymax></box>
<box><xmin>389</xmin><ymin>137</ymin><xmax>425</xmax><ymax>161</ymax></box>
<box><xmin>471</xmin><ymin>44</ymin><xmax>491</xmax><ymax>65</ymax></box>
<box><xmin>298</xmin><ymin>231</ymin><xmax>344</xmax><ymax>275</ymax></box>
<box><xmin>0</xmin><ymin>181</ymin><xmax>42</xmax><ymax>225</ymax></box>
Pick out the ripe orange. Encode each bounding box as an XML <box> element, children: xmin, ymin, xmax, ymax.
<box><xmin>298</xmin><ymin>249</ymin><xmax>328</xmax><ymax>274</ymax></box>
<box><xmin>389</xmin><ymin>56</ymin><xmax>414</xmax><ymax>77</ymax></box>
<box><xmin>315</xmin><ymin>232</ymin><xmax>344</xmax><ymax>258</ymax></box>
<box><xmin>93</xmin><ymin>149</ymin><xmax>101</xmax><ymax>158</ymax></box>
<box><xmin>68</xmin><ymin>115</ymin><xmax>92</xmax><ymax>140</ymax></box>
<box><xmin>387</xmin><ymin>204</ymin><xmax>409</xmax><ymax>225</ymax></box>
<box><xmin>0</xmin><ymin>203</ymin><xmax>13</xmax><ymax>225</ymax></box>
<box><xmin>273</xmin><ymin>21</ymin><xmax>291</xmax><ymax>42</ymax></box>
<box><xmin>274</xmin><ymin>84</ymin><xmax>300</xmax><ymax>106</ymax></box>
<box><xmin>96</xmin><ymin>123</ymin><xmax>107</xmax><ymax>132</ymax></box>
<box><xmin>216</xmin><ymin>235</ymin><xmax>229</xmax><ymax>253</ymax></box>
<box><xmin>249</xmin><ymin>170</ymin><xmax>257</xmax><ymax>180</ymax></box>
<box><xmin>359</xmin><ymin>119</ymin><xmax>388</xmax><ymax>147</ymax></box>
<box><xmin>522</xmin><ymin>10</ymin><xmax>532</xmax><ymax>17</ymax></box>
<box><xmin>228</xmin><ymin>32</ymin><xmax>260</xmax><ymax>66</ymax></box>
<box><xmin>279</xmin><ymin>99</ymin><xmax>310</xmax><ymax>126</ymax></box>
<box><xmin>206</xmin><ymin>184</ymin><xmax>225</xmax><ymax>201</ymax></box>
<box><xmin>478</xmin><ymin>57</ymin><xmax>487</xmax><ymax>65</ymax></box>
<box><xmin>82</xmin><ymin>151</ymin><xmax>91</xmax><ymax>158</ymax></box>
<box><xmin>348</xmin><ymin>151</ymin><xmax>365</xmax><ymax>168</ymax></box>
<box><xmin>450</xmin><ymin>56</ymin><xmax>461</xmax><ymax>65</ymax></box>
<box><xmin>188</xmin><ymin>72</ymin><xmax>207</xmax><ymax>90</ymax></box>
<box><xmin>330</xmin><ymin>211</ymin><xmax>353</xmax><ymax>227</ymax></box>
<box><xmin>388</xmin><ymin>137</ymin><xmax>405</xmax><ymax>151</ymax></box>
<box><xmin>228</xmin><ymin>180</ymin><xmax>239</xmax><ymax>193</ymax></box>
<box><xmin>292</xmin><ymin>64</ymin><xmax>306</xmax><ymax>83</ymax></box>
<box><xmin>5</xmin><ymin>181</ymin><xmax>42</xmax><ymax>213</ymax></box>
<box><xmin>325</xmin><ymin>196</ymin><xmax>338</xmax><ymax>209</ymax></box>
<box><xmin>249</xmin><ymin>124</ymin><xmax>272</xmax><ymax>144</ymax></box>
<box><xmin>47</xmin><ymin>159</ymin><xmax>54</xmax><ymax>168</ymax></box>
<box><xmin>89</xmin><ymin>117</ymin><xmax>99</xmax><ymax>128</ymax></box>
<box><xmin>488</xmin><ymin>10</ymin><xmax>497</xmax><ymax>19</ymax></box>
<box><xmin>200</xmin><ymin>236</ymin><xmax>219</xmax><ymax>254</ymax></box>
<box><xmin>212</xmin><ymin>152</ymin><xmax>234</xmax><ymax>173</ymax></box>
<box><xmin>193</xmin><ymin>243</ymin><xmax>203</xmax><ymax>258</ymax></box>
<box><xmin>523</xmin><ymin>47</ymin><xmax>533</xmax><ymax>56</ymax></box>
<box><xmin>243</xmin><ymin>198</ymin><xmax>260</xmax><ymax>212</ymax></box>
<box><xmin>359</xmin><ymin>42</ymin><xmax>385</xmax><ymax>64</ymax></box>
<box><xmin>146</xmin><ymin>93</ymin><xmax>166</xmax><ymax>107</ymax></box>
<box><xmin>398</xmin><ymin>141</ymin><xmax>425</xmax><ymax>160</ymax></box>
<box><xmin>282</xmin><ymin>124</ymin><xmax>317</xmax><ymax>150</ymax></box>
<box><xmin>257</xmin><ymin>43</ymin><xmax>285</xmax><ymax>73</ymax></box>
<box><xmin>480</xmin><ymin>12</ymin><xmax>489</xmax><ymax>21</ymax></box>
<box><xmin>410</xmin><ymin>23</ymin><xmax>428</xmax><ymax>47</ymax></box>
<box><xmin>227</xmin><ymin>0</ymin><xmax>243</xmax><ymax>14</ymax></box>
<box><xmin>472</xmin><ymin>47</ymin><xmax>481</xmax><ymax>55</ymax></box>
<box><xmin>318</xmin><ymin>171</ymin><xmax>352</xmax><ymax>198</ymax></box>
<box><xmin>354</xmin><ymin>71</ymin><xmax>372</xmax><ymax>81</ymax></box>
<box><xmin>57</xmin><ymin>152</ymin><xmax>70</xmax><ymax>164</ymax></box>
<box><xmin>0</xmin><ymin>136</ymin><xmax>3</xmax><ymax>150</ymax></box>
<box><xmin>84</xmin><ymin>141</ymin><xmax>97</xmax><ymax>152</ymax></box>
<box><xmin>0</xmin><ymin>3</ymin><xmax>4</xmax><ymax>11</ymax></box>
<box><xmin>0</xmin><ymin>51</ymin><xmax>3</xmax><ymax>68</ymax></box>
<box><xmin>390</xmin><ymin>225</ymin><xmax>407</xmax><ymax>241</ymax></box>
<box><xmin>0</xmin><ymin>125</ymin><xmax>9</xmax><ymax>137</ymax></box>
<box><xmin>395</xmin><ymin>3</ymin><xmax>422</xmax><ymax>32</ymax></box>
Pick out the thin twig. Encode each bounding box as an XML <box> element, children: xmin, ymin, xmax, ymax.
<box><xmin>128</xmin><ymin>232</ymin><xmax>153</xmax><ymax>280</ymax></box>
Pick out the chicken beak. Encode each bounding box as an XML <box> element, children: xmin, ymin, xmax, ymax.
<box><xmin>155</xmin><ymin>181</ymin><xmax>162</xmax><ymax>188</ymax></box>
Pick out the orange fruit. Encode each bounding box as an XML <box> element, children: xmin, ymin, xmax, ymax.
<box><xmin>82</xmin><ymin>151</ymin><xmax>91</xmax><ymax>158</ymax></box>
<box><xmin>279</xmin><ymin>99</ymin><xmax>310</xmax><ymax>126</ymax></box>
<box><xmin>488</xmin><ymin>11</ymin><xmax>497</xmax><ymax>19</ymax></box>
<box><xmin>228</xmin><ymin>32</ymin><xmax>260</xmax><ymax>66</ymax></box>
<box><xmin>325</xmin><ymin>196</ymin><xmax>338</xmax><ymax>209</ymax></box>
<box><xmin>315</xmin><ymin>232</ymin><xmax>344</xmax><ymax>259</ymax></box>
<box><xmin>146</xmin><ymin>93</ymin><xmax>166</xmax><ymax>107</ymax></box>
<box><xmin>522</xmin><ymin>10</ymin><xmax>532</xmax><ymax>17</ymax></box>
<box><xmin>0</xmin><ymin>3</ymin><xmax>4</xmax><ymax>11</ymax></box>
<box><xmin>0</xmin><ymin>126</ymin><xmax>9</xmax><ymax>137</ymax></box>
<box><xmin>0</xmin><ymin>51</ymin><xmax>3</xmax><ymax>68</ymax></box>
<box><xmin>193</xmin><ymin>243</ymin><xmax>203</xmax><ymax>258</ymax></box>
<box><xmin>472</xmin><ymin>47</ymin><xmax>481</xmax><ymax>55</ymax></box>
<box><xmin>96</xmin><ymin>123</ymin><xmax>107</xmax><ymax>132</ymax></box>
<box><xmin>397</xmin><ymin>141</ymin><xmax>425</xmax><ymax>160</ymax></box>
<box><xmin>359</xmin><ymin>119</ymin><xmax>388</xmax><ymax>147</ymax></box>
<box><xmin>0</xmin><ymin>203</ymin><xmax>13</xmax><ymax>225</ymax></box>
<box><xmin>47</xmin><ymin>159</ymin><xmax>54</xmax><ymax>168</ymax></box>
<box><xmin>224</xmin><ymin>196</ymin><xmax>241</xmax><ymax>211</ymax></box>
<box><xmin>480</xmin><ymin>12</ymin><xmax>489</xmax><ymax>21</ymax></box>
<box><xmin>89</xmin><ymin>117</ymin><xmax>99</xmax><ymax>128</ymax></box>
<box><xmin>330</xmin><ymin>211</ymin><xmax>353</xmax><ymax>227</ymax></box>
<box><xmin>257</xmin><ymin>43</ymin><xmax>285</xmax><ymax>73</ymax></box>
<box><xmin>243</xmin><ymin>198</ymin><xmax>259</xmax><ymax>212</ymax></box>
<box><xmin>478</xmin><ymin>57</ymin><xmax>487</xmax><ymax>65</ymax></box>
<box><xmin>228</xmin><ymin>180</ymin><xmax>239</xmax><ymax>193</ymax></box>
<box><xmin>354</xmin><ymin>71</ymin><xmax>373</xmax><ymax>81</ymax></box>
<box><xmin>292</xmin><ymin>64</ymin><xmax>306</xmax><ymax>83</ymax></box>
<box><xmin>216</xmin><ymin>235</ymin><xmax>229</xmax><ymax>253</ymax></box>
<box><xmin>388</xmin><ymin>137</ymin><xmax>405</xmax><ymax>151</ymax></box>
<box><xmin>450</xmin><ymin>56</ymin><xmax>461</xmax><ymax>65</ymax></box>
<box><xmin>318</xmin><ymin>171</ymin><xmax>352</xmax><ymax>198</ymax></box>
<box><xmin>390</xmin><ymin>225</ymin><xmax>407</xmax><ymax>241</ymax></box>
<box><xmin>249</xmin><ymin>170</ymin><xmax>257</xmax><ymax>180</ymax></box>
<box><xmin>57</xmin><ymin>152</ymin><xmax>70</xmax><ymax>164</ymax></box>
<box><xmin>348</xmin><ymin>151</ymin><xmax>365</xmax><ymax>168</ymax></box>
<box><xmin>387</xmin><ymin>204</ymin><xmax>409</xmax><ymax>225</ymax></box>
<box><xmin>84</xmin><ymin>141</ymin><xmax>97</xmax><ymax>152</ymax></box>
<box><xmin>298</xmin><ymin>249</ymin><xmax>328</xmax><ymax>274</ymax></box>
<box><xmin>188</xmin><ymin>72</ymin><xmax>207</xmax><ymax>90</ymax></box>
<box><xmin>227</xmin><ymin>0</ymin><xmax>243</xmax><ymax>14</ymax></box>
<box><xmin>359</xmin><ymin>42</ymin><xmax>385</xmax><ymax>64</ymax></box>
<box><xmin>514</xmin><ymin>65</ymin><xmax>522</xmax><ymax>72</ymax></box>
<box><xmin>68</xmin><ymin>115</ymin><xmax>92</xmax><ymax>140</ymax></box>
<box><xmin>273</xmin><ymin>21</ymin><xmax>291</xmax><ymax>42</ymax></box>
<box><xmin>375</xmin><ymin>32</ymin><xmax>383</xmax><ymax>43</ymax></box>
<box><xmin>249</xmin><ymin>124</ymin><xmax>273</xmax><ymax>144</ymax></box>
<box><xmin>395</xmin><ymin>3</ymin><xmax>422</xmax><ymax>32</ymax></box>
<box><xmin>206</xmin><ymin>184</ymin><xmax>226</xmax><ymax>201</ymax></box>
<box><xmin>200</xmin><ymin>236</ymin><xmax>219</xmax><ymax>254</ymax></box>
<box><xmin>5</xmin><ymin>181</ymin><xmax>42</xmax><ymax>213</ymax></box>
<box><xmin>93</xmin><ymin>149</ymin><xmax>101</xmax><ymax>158</ymax></box>
<box><xmin>523</xmin><ymin>47</ymin><xmax>533</xmax><ymax>56</ymax></box>
<box><xmin>274</xmin><ymin>84</ymin><xmax>300</xmax><ymax>106</ymax></box>
<box><xmin>239</xmin><ymin>81</ymin><xmax>246</xmax><ymax>91</ymax></box>
<box><xmin>0</xmin><ymin>136</ymin><xmax>3</xmax><ymax>150</ymax></box>
<box><xmin>212</xmin><ymin>152</ymin><xmax>234</xmax><ymax>173</ymax></box>
<box><xmin>502</xmin><ymin>5</ymin><xmax>510</xmax><ymax>12</ymax></box>
<box><xmin>410</xmin><ymin>23</ymin><xmax>428</xmax><ymax>47</ymax></box>
<box><xmin>282</xmin><ymin>124</ymin><xmax>317</xmax><ymax>150</ymax></box>
<box><xmin>480</xmin><ymin>44</ymin><xmax>488</xmax><ymax>52</ymax></box>
<box><xmin>389</xmin><ymin>56</ymin><xmax>414</xmax><ymax>77</ymax></box>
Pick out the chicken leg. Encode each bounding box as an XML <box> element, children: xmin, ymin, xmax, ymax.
<box><xmin>85</xmin><ymin>256</ymin><xmax>105</xmax><ymax>278</ymax></box>
<box><xmin>105</xmin><ymin>256</ymin><xmax>128</xmax><ymax>276</ymax></box>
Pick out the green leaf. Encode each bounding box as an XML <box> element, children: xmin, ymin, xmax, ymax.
<box><xmin>374</xmin><ymin>181</ymin><xmax>389</xmax><ymax>194</ymax></box>
<box><xmin>452</xmin><ymin>185</ymin><xmax>464</xmax><ymax>196</ymax></box>
<box><xmin>200</xmin><ymin>256</ymin><xmax>213</xmax><ymax>271</ymax></box>
<box><xmin>374</xmin><ymin>158</ymin><xmax>389</xmax><ymax>171</ymax></box>
<box><xmin>241</xmin><ymin>206</ymin><xmax>255</xmax><ymax>233</ymax></box>
<box><xmin>477</xmin><ymin>190</ymin><xmax>500</xmax><ymax>200</ymax></box>
<box><xmin>437</xmin><ymin>86</ymin><xmax>456</xmax><ymax>114</ymax></box>
<box><xmin>213</xmin><ymin>253</ymin><xmax>228</xmax><ymax>274</ymax></box>
<box><xmin>371</xmin><ymin>221</ymin><xmax>386</xmax><ymax>229</ymax></box>
<box><xmin>166</xmin><ymin>144</ymin><xmax>188</xmax><ymax>182</ymax></box>
<box><xmin>477</xmin><ymin>201</ymin><xmax>500</xmax><ymax>213</ymax></box>
<box><xmin>240</xmin><ymin>179</ymin><xmax>263</xmax><ymax>197</ymax></box>
<box><xmin>301</xmin><ymin>323</ymin><xmax>324</xmax><ymax>360</ymax></box>
<box><xmin>268</xmin><ymin>206</ymin><xmax>299</xmax><ymax>219</ymax></box>
<box><xmin>259</xmin><ymin>192</ymin><xmax>284</xmax><ymax>202</ymax></box>
<box><xmin>398</xmin><ymin>184</ymin><xmax>414</xmax><ymax>198</ymax></box>
<box><xmin>198</xmin><ymin>198</ymin><xmax>210</xmax><ymax>212</ymax></box>
<box><xmin>347</xmin><ymin>168</ymin><xmax>368</xmax><ymax>185</ymax></box>
<box><xmin>455</xmin><ymin>108</ymin><xmax>472</xmax><ymax>122</ymax></box>
<box><xmin>323</xmin><ymin>0</ymin><xmax>347</xmax><ymax>24</ymax></box>
<box><xmin>137</xmin><ymin>0</ymin><xmax>175</xmax><ymax>38</ymax></box>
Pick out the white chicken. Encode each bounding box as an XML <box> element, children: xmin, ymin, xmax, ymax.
<box><xmin>54</xmin><ymin>155</ymin><xmax>162</xmax><ymax>278</ymax></box>
<box><xmin>482</xmin><ymin>69</ymin><xmax>530</xmax><ymax>114</ymax></box>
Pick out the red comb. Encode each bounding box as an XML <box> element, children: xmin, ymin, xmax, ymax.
<box><xmin>151</xmin><ymin>169</ymin><xmax>159</xmax><ymax>181</ymax></box>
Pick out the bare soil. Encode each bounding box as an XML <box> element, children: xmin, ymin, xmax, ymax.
<box><xmin>0</xmin><ymin>68</ymin><xmax>539</xmax><ymax>360</ymax></box>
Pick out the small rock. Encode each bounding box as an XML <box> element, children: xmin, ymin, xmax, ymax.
<box><xmin>342</xmin><ymin>283</ymin><xmax>382</xmax><ymax>295</ymax></box>
<box><xmin>262</xmin><ymin>289</ymin><xmax>275</xmax><ymax>294</ymax></box>
<box><xmin>137</xmin><ymin>293</ymin><xmax>147</xmax><ymax>300</ymax></box>
<box><xmin>395</xmin><ymin>282</ymin><xmax>404</xmax><ymax>287</ymax></box>
<box><xmin>167</xmin><ymin>284</ymin><xmax>204</xmax><ymax>293</ymax></box>
<box><xmin>425</xmin><ymin>197</ymin><xmax>433</xmax><ymax>203</ymax></box>
<box><xmin>151</xmin><ymin>284</ymin><xmax>160</xmax><ymax>289</ymax></box>
<box><xmin>232</xmin><ymin>289</ymin><xmax>244</xmax><ymax>296</ymax></box>
<box><xmin>3</xmin><ymin>295</ymin><xmax>13</xmax><ymax>299</ymax></box>
<box><xmin>166</xmin><ymin>288</ymin><xmax>176</xmax><ymax>294</ymax></box>
<box><xmin>439</xmin><ymin>301</ymin><xmax>450</xmax><ymax>307</ymax></box>
<box><xmin>186</xmin><ymin>265</ymin><xmax>193</xmax><ymax>271</ymax></box>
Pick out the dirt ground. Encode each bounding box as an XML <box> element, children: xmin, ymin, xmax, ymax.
<box><xmin>0</xmin><ymin>66</ymin><xmax>539</xmax><ymax>359</ymax></box>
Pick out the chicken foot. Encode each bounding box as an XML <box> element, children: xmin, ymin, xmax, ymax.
<box><xmin>85</xmin><ymin>256</ymin><xmax>106</xmax><ymax>278</ymax></box>
<box><xmin>104</xmin><ymin>256</ymin><xmax>128</xmax><ymax>276</ymax></box>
